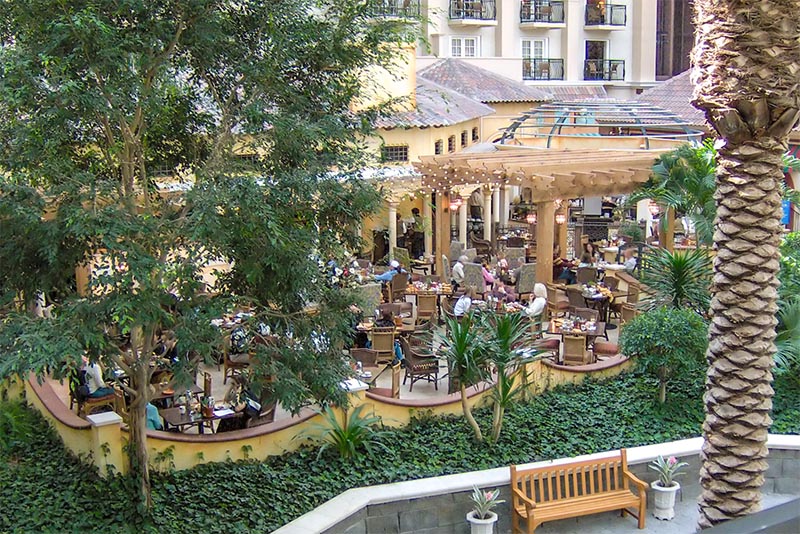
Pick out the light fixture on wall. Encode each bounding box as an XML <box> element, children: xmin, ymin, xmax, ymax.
<box><xmin>555</xmin><ymin>213</ymin><xmax>566</xmax><ymax>225</ymax></box>
<box><xmin>526</xmin><ymin>212</ymin><xmax>537</xmax><ymax>225</ymax></box>
<box><xmin>450</xmin><ymin>194</ymin><xmax>463</xmax><ymax>209</ymax></box>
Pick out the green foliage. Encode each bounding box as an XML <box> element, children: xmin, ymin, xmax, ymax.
<box><xmin>775</xmin><ymin>297</ymin><xmax>800</xmax><ymax>374</ymax></box>
<box><xmin>301</xmin><ymin>405</ymin><xmax>389</xmax><ymax>461</ymax></box>
<box><xmin>619</xmin><ymin>307</ymin><xmax>709</xmax><ymax>403</ymax></box>
<box><xmin>0</xmin><ymin>400</ymin><xmax>34</xmax><ymax>457</ymax></box>
<box><xmin>640</xmin><ymin>247</ymin><xmax>712</xmax><ymax>315</ymax></box>
<box><xmin>3</xmin><ymin>370</ymin><xmax>800</xmax><ymax>532</ymax></box>
<box><xmin>618</xmin><ymin>222</ymin><xmax>644</xmax><ymax>243</ymax></box>
<box><xmin>779</xmin><ymin>232</ymin><xmax>800</xmax><ymax>301</ymax></box>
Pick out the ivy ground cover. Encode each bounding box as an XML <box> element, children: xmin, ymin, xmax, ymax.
<box><xmin>1</xmin><ymin>368</ymin><xmax>798</xmax><ymax>533</ymax></box>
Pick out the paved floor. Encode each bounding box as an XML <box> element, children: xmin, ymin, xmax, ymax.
<box><xmin>534</xmin><ymin>493</ymin><xmax>796</xmax><ymax>534</ymax></box>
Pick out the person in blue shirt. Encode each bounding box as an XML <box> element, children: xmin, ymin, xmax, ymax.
<box><xmin>145</xmin><ymin>402</ymin><xmax>163</xmax><ymax>430</ymax></box>
<box><xmin>375</xmin><ymin>260</ymin><xmax>403</xmax><ymax>282</ymax></box>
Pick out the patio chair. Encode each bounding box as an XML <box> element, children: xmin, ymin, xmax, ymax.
<box><xmin>416</xmin><ymin>293</ymin><xmax>438</xmax><ymax>324</ymax></box>
<box><xmin>399</xmin><ymin>337</ymin><xmax>439</xmax><ymax>392</ymax></box>
<box><xmin>223</xmin><ymin>335</ymin><xmax>251</xmax><ymax>385</ymax></box>
<box><xmin>576</xmin><ymin>267</ymin><xmax>598</xmax><ymax>284</ymax></box>
<box><xmin>573</xmin><ymin>307</ymin><xmax>599</xmax><ymax>322</ymax></box>
<box><xmin>516</xmin><ymin>263</ymin><xmax>537</xmax><ymax>301</ymax></box>
<box><xmin>546</xmin><ymin>283</ymin><xmax>569</xmax><ymax>319</ymax></box>
<box><xmin>604</xmin><ymin>277</ymin><xmax>619</xmax><ymax>291</ymax></box>
<box><xmin>370</xmin><ymin>362</ymin><xmax>402</xmax><ymax>399</ymax></box>
<box><xmin>370</xmin><ymin>326</ymin><xmax>396</xmax><ymax>364</ymax></box>
<box><xmin>566</xmin><ymin>286</ymin><xmax>588</xmax><ymax>311</ymax></box>
<box><xmin>69</xmin><ymin>370</ymin><xmax>116</xmax><ymax>417</ymax></box>
<box><xmin>442</xmin><ymin>255</ymin><xmax>452</xmax><ymax>281</ymax></box>
<box><xmin>390</xmin><ymin>273</ymin><xmax>408</xmax><ymax>302</ymax></box>
<box><xmin>563</xmin><ymin>335</ymin><xmax>591</xmax><ymax>366</ymax></box>
<box><xmin>621</xmin><ymin>302</ymin><xmax>639</xmax><ymax>325</ymax></box>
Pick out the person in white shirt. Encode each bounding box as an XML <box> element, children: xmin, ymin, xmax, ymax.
<box><xmin>454</xmin><ymin>286</ymin><xmax>477</xmax><ymax>317</ymax></box>
<box><xmin>623</xmin><ymin>248</ymin><xmax>638</xmax><ymax>274</ymax></box>
<box><xmin>451</xmin><ymin>255</ymin><xmax>468</xmax><ymax>289</ymax></box>
<box><xmin>524</xmin><ymin>283</ymin><xmax>548</xmax><ymax>319</ymax></box>
<box><xmin>82</xmin><ymin>356</ymin><xmax>114</xmax><ymax>398</ymax></box>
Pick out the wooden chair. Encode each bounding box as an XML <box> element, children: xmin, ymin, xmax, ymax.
<box><xmin>604</xmin><ymin>276</ymin><xmax>619</xmax><ymax>291</ymax></box>
<box><xmin>566</xmin><ymin>286</ymin><xmax>587</xmax><ymax>311</ymax></box>
<box><xmin>416</xmin><ymin>293</ymin><xmax>438</xmax><ymax>324</ymax></box>
<box><xmin>545</xmin><ymin>284</ymin><xmax>569</xmax><ymax>319</ymax></box>
<box><xmin>573</xmin><ymin>307</ymin><xmax>599</xmax><ymax>321</ymax></box>
<box><xmin>576</xmin><ymin>267</ymin><xmax>598</xmax><ymax>284</ymax></box>
<box><xmin>516</xmin><ymin>263</ymin><xmax>537</xmax><ymax>301</ymax></box>
<box><xmin>370</xmin><ymin>326</ymin><xmax>396</xmax><ymax>364</ymax></box>
<box><xmin>223</xmin><ymin>335</ymin><xmax>250</xmax><ymax>384</ymax></box>
<box><xmin>390</xmin><ymin>273</ymin><xmax>408</xmax><ymax>302</ymax></box>
<box><xmin>69</xmin><ymin>371</ymin><xmax>116</xmax><ymax>417</ymax></box>
<box><xmin>370</xmin><ymin>362</ymin><xmax>402</xmax><ymax>399</ymax></box>
<box><xmin>462</xmin><ymin>262</ymin><xmax>486</xmax><ymax>294</ymax></box>
<box><xmin>627</xmin><ymin>285</ymin><xmax>640</xmax><ymax>304</ymax></box>
<box><xmin>113</xmin><ymin>387</ymin><xmax>129</xmax><ymax>424</ymax></box>
<box><xmin>563</xmin><ymin>335</ymin><xmax>591</xmax><ymax>366</ymax></box>
<box><xmin>441</xmin><ymin>255</ymin><xmax>452</xmax><ymax>281</ymax></box>
<box><xmin>621</xmin><ymin>302</ymin><xmax>638</xmax><ymax>325</ymax></box>
<box><xmin>399</xmin><ymin>337</ymin><xmax>439</xmax><ymax>392</ymax></box>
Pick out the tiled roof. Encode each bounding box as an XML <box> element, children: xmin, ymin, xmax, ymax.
<box><xmin>375</xmin><ymin>78</ymin><xmax>495</xmax><ymax>129</ymax></box>
<box><xmin>535</xmin><ymin>85</ymin><xmax>608</xmax><ymax>100</ymax></box>
<box><xmin>635</xmin><ymin>70</ymin><xmax>708</xmax><ymax>128</ymax></box>
<box><xmin>417</xmin><ymin>59</ymin><xmax>552</xmax><ymax>103</ymax></box>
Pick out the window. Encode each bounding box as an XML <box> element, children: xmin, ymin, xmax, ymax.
<box><xmin>448</xmin><ymin>135</ymin><xmax>456</xmax><ymax>153</ymax></box>
<box><xmin>522</xmin><ymin>39</ymin><xmax>546</xmax><ymax>59</ymax></box>
<box><xmin>434</xmin><ymin>139</ymin><xmax>444</xmax><ymax>155</ymax></box>
<box><xmin>380</xmin><ymin>145</ymin><xmax>409</xmax><ymax>162</ymax></box>
<box><xmin>451</xmin><ymin>36</ymin><xmax>479</xmax><ymax>58</ymax></box>
<box><xmin>472</xmin><ymin>127</ymin><xmax>479</xmax><ymax>142</ymax></box>
<box><xmin>461</xmin><ymin>130</ymin><xmax>468</xmax><ymax>147</ymax></box>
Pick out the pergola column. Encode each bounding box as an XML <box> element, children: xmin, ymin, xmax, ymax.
<box><xmin>434</xmin><ymin>191</ymin><xmax>449</xmax><ymax>276</ymax></box>
<box><xmin>663</xmin><ymin>207</ymin><xmax>675</xmax><ymax>252</ymax></box>
<box><xmin>423</xmin><ymin>196</ymin><xmax>432</xmax><ymax>256</ymax></box>
<box><xmin>482</xmin><ymin>187</ymin><xmax>493</xmax><ymax>241</ymax></box>
<box><xmin>459</xmin><ymin>203</ymin><xmax>468</xmax><ymax>246</ymax></box>
<box><xmin>499</xmin><ymin>186</ymin><xmax>509</xmax><ymax>227</ymax></box>
<box><xmin>387</xmin><ymin>200</ymin><xmax>398</xmax><ymax>259</ymax></box>
<box><xmin>557</xmin><ymin>205</ymin><xmax>568</xmax><ymax>257</ymax></box>
<box><xmin>535</xmin><ymin>201</ymin><xmax>555</xmax><ymax>284</ymax></box>
<box><xmin>492</xmin><ymin>187</ymin><xmax>500</xmax><ymax>224</ymax></box>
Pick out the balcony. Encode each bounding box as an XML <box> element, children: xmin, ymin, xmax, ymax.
<box><xmin>584</xmin><ymin>59</ymin><xmax>625</xmax><ymax>81</ymax></box>
<box><xmin>368</xmin><ymin>0</ymin><xmax>421</xmax><ymax>18</ymax></box>
<box><xmin>523</xmin><ymin>58</ymin><xmax>564</xmax><ymax>81</ymax></box>
<box><xmin>584</xmin><ymin>3</ymin><xmax>626</xmax><ymax>28</ymax></box>
<box><xmin>520</xmin><ymin>1</ymin><xmax>565</xmax><ymax>27</ymax></box>
<box><xmin>449</xmin><ymin>0</ymin><xmax>497</xmax><ymax>26</ymax></box>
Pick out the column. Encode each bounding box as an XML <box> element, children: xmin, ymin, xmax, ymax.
<box><xmin>499</xmin><ymin>186</ymin><xmax>510</xmax><ymax>227</ymax></box>
<box><xmin>637</xmin><ymin>198</ymin><xmax>652</xmax><ymax>241</ymax></box>
<box><xmin>663</xmin><ymin>207</ymin><xmax>676</xmax><ymax>253</ymax></box>
<box><xmin>459</xmin><ymin>203</ymin><xmax>468</xmax><ymax>246</ymax></box>
<box><xmin>423</xmin><ymin>196</ymin><xmax>432</xmax><ymax>257</ymax></box>
<box><xmin>631</xmin><ymin>0</ymin><xmax>657</xmax><ymax>82</ymax></box>
<box><xmin>434</xmin><ymin>192</ymin><xmax>448</xmax><ymax>276</ymax></box>
<box><xmin>86</xmin><ymin>412</ymin><xmax>127</xmax><ymax>476</ymax></box>
<box><xmin>535</xmin><ymin>201</ymin><xmax>556</xmax><ymax>285</ymax></box>
<box><xmin>482</xmin><ymin>187</ymin><xmax>493</xmax><ymax>241</ymax></box>
<box><xmin>492</xmin><ymin>188</ymin><xmax>500</xmax><ymax>224</ymax></box>
<box><xmin>387</xmin><ymin>200</ymin><xmax>398</xmax><ymax>259</ymax></box>
<box><xmin>557</xmin><ymin>207</ymin><xmax>568</xmax><ymax>258</ymax></box>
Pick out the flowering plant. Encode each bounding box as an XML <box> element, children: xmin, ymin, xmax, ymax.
<box><xmin>649</xmin><ymin>455</ymin><xmax>688</xmax><ymax>487</ymax></box>
<box><xmin>470</xmin><ymin>486</ymin><xmax>505</xmax><ymax>520</ymax></box>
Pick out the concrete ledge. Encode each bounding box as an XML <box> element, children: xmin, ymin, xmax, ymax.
<box><xmin>275</xmin><ymin>435</ymin><xmax>800</xmax><ymax>534</ymax></box>
<box><xmin>365</xmin><ymin>382</ymin><xmax>492</xmax><ymax>407</ymax></box>
<box><xmin>27</xmin><ymin>375</ymin><xmax>90</xmax><ymax>430</ymax></box>
<box><xmin>542</xmin><ymin>354</ymin><xmax>629</xmax><ymax>373</ymax></box>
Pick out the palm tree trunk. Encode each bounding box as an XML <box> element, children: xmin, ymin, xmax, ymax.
<box><xmin>693</xmin><ymin>1</ymin><xmax>800</xmax><ymax>528</ymax></box>
<box><xmin>460</xmin><ymin>382</ymin><xmax>483</xmax><ymax>442</ymax></box>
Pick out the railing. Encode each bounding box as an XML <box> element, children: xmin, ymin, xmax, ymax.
<box><xmin>368</xmin><ymin>0</ymin><xmax>421</xmax><ymax>18</ymax></box>
<box><xmin>522</xmin><ymin>58</ymin><xmax>565</xmax><ymax>80</ymax></box>
<box><xmin>520</xmin><ymin>0</ymin><xmax>564</xmax><ymax>23</ymax></box>
<box><xmin>585</xmin><ymin>2</ymin><xmax>627</xmax><ymax>26</ymax></box>
<box><xmin>449</xmin><ymin>0</ymin><xmax>497</xmax><ymax>21</ymax></box>
<box><xmin>584</xmin><ymin>59</ymin><xmax>625</xmax><ymax>81</ymax></box>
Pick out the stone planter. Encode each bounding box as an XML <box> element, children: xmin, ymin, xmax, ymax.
<box><xmin>651</xmin><ymin>481</ymin><xmax>680</xmax><ymax>520</ymax></box>
<box><xmin>466</xmin><ymin>511</ymin><xmax>498</xmax><ymax>534</ymax></box>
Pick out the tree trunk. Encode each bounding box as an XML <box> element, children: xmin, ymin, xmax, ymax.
<box><xmin>129</xmin><ymin>353</ymin><xmax>153</xmax><ymax>512</ymax></box>
<box><xmin>491</xmin><ymin>403</ymin><xmax>505</xmax><ymax>443</ymax></box>
<box><xmin>693</xmin><ymin>1</ymin><xmax>800</xmax><ymax>528</ymax></box>
<box><xmin>460</xmin><ymin>382</ymin><xmax>483</xmax><ymax>442</ymax></box>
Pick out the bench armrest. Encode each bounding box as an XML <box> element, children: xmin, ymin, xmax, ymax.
<box><xmin>511</xmin><ymin>486</ymin><xmax>537</xmax><ymax>511</ymax></box>
<box><xmin>623</xmin><ymin>469</ymin><xmax>648</xmax><ymax>492</ymax></box>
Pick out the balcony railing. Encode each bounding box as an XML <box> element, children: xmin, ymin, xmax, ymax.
<box><xmin>520</xmin><ymin>1</ymin><xmax>565</xmax><ymax>24</ymax></box>
<box><xmin>449</xmin><ymin>0</ymin><xmax>497</xmax><ymax>21</ymax></box>
<box><xmin>585</xmin><ymin>3</ymin><xmax>626</xmax><ymax>26</ymax></box>
<box><xmin>523</xmin><ymin>58</ymin><xmax>565</xmax><ymax>81</ymax></box>
<box><xmin>584</xmin><ymin>59</ymin><xmax>625</xmax><ymax>81</ymax></box>
<box><xmin>369</xmin><ymin>0</ymin><xmax>421</xmax><ymax>18</ymax></box>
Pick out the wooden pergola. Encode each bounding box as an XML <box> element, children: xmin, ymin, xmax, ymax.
<box><xmin>413</xmin><ymin>147</ymin><xmax>661</xmax><ymax>284</ymax></box>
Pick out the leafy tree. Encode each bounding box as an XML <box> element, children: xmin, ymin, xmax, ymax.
<box><xmin>0</xmin><ymin>0</ymin><xmax>417</xmax><ymax>514</ymax></box>
<box><xmin>619</xmin><ymin>307</ymin><xmax>708</xmax><ymax>403</ymax></box>
<box><xmin>639</xmin><ymin>246</ymin><xmax>712</xmax><ymax>315</ymax></box>
<box><xmin>692</xmin><ymin>0</ymin><xmax>800</xmax><ymax>527</ymax></box>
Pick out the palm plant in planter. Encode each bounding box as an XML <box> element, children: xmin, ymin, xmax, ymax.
<box><xmin>467</xmin><ymin>486</ymin><xmax>505</xmax><ymax>533</ymax></box>
<box><xmin>649</xmin><ymin>455</ymin><xmax>689</xmax><ymax>520</ymax></box>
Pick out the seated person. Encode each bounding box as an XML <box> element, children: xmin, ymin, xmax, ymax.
<box><xmin>228</xmin><ymin>326</ymin><xmax>251</xmax><ymax>363</ymax></box>
<box><xmin>454</xmin><ymin>286</ymin><xmax>477</xmax><ymax>317</ymax></box>
<box><xmin>217</xmin><ymin>375</ymin><xmax>271</xmax><ymax>432</ymax></box>
<box><xmin>374</xmin><ymin>260</ymin><xmax>405</xmax><ymax>283</ymax></box>
<box><xmin>146</xmin><ymin>402</ymin><xmax>164</xmax><ymax>430</ymax></box>
<box><xmin>553</xmin><ymin>245</ymin><xmax>576</xmax><ymax>284</ymax></box>
<box><xmin>524</xmin><ymin>283</ymin><xmax>547</xmax><ymax>319</ymax></box>
<box><xmin>481</xmin><ymin>261</ymin><xmax>495</xmax><ymax>285</ymax></box>
<box><xmin>578</xmin><ymin>242</ymin><xmax>598</xmax><ymax>267</ymax></box>
<box><xmin>82</xmin><ymin>356</ymin><xmax>114</xmax><ymax>398</ymax></box>
<box><xmin>490</xmin><ymin>280</ymin><xmax>516</xmax><ymax>303</ymax></box>
<box><xmin>623</xmin><ymin>247</ymin><xmax>638</xmax><ymax>274</ymax></box>
<box><xmin>451</xmin><ymin>255</ymin><xmax>468</xmax><ymax>289</ymax></box>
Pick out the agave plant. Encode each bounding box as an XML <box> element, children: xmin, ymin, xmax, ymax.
<box><xmin>640</xmin><ymin>247</ymin><xmax>712</xmax><ymax>315</ymax></box>
<box><xmin>302</xmin><ymin>404</ymin><xmax>389</xmax><ymax>461</ymax></box>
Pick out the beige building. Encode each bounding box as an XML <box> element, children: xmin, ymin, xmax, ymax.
<box><xmin>405</xmin><ymin>0</ymin><xmax>657</xmax><ymax>99</ymax></box>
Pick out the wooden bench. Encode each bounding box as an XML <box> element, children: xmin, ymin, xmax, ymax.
<box><xmin>510</xmin><ymin>448</ymin><xmax>647</xmax><ymax>533</ymax></box>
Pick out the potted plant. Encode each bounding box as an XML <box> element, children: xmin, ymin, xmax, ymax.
<box><xmin>466</xmin><ymin>486</ymin><xmax>504</xmax><ymax>534</ymax></box>
<box><xmin>649</xmin><ymin>455</ymin><xmax>689</xmax><ymax>520</ymax></box>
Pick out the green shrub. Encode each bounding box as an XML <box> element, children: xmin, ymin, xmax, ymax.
<box><xmin>619</xmin><ymin>307</ymin><xmax>708</xmax><ymax>403</ymax></box>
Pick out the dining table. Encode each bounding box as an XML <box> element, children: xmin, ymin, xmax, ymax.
<box><xmin>548</xmin><ymin>319</ymin><xmax>607</xmax><ymax>348</ymax></box>
<box><xmin>356</xmin><ymin>321</ymin><xmax>417</xmax><ymax>336</ymax></box>
<box><xmin>159</xmin><ymin>405</ymin><xmax>241</xmax><ymax>434</ymax></box>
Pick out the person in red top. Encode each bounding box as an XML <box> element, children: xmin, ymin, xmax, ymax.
<box><xmin>553</xmin><ymin>244</ymin><xmax>576</xmax><ymax>284</ymax></box>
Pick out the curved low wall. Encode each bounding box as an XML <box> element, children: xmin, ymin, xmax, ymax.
<box><xmin>277</xmin><ymin>435</ymin><xmax>800</xmax><ymax>534</ymax></box>
<box><xmin>20</xmin><ymin>356</ymin><xmax>633</xmax><ymax>472</ymax></box>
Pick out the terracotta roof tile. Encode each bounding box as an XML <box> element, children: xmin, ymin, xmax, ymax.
<box><xmin>635</xmin><ymin>70</ymin><xmax>707</xmax><ymax>128</ymax></box>
<box><xmin>417</xmin><ymin>58</ymin><xmax>552</xmax><ymax>103</ymax></box>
